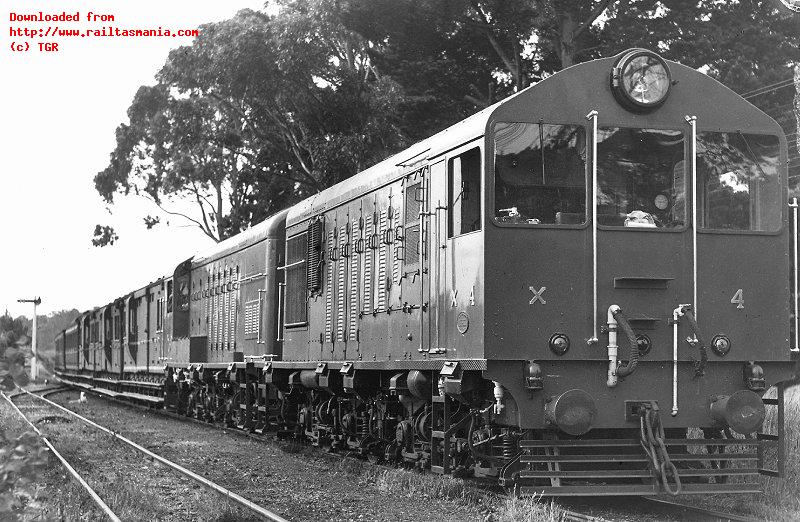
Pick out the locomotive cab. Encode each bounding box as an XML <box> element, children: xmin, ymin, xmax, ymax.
<box><xmin>477</xmin><ymin>49</ymin><xmax>792</xmax><ymax>494</ymax></box>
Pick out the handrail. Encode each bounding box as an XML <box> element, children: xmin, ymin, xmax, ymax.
<box><xmin>791</xmin><ymin>197</ymin><xmax>799</xmax><ymax>352</ymax></box>
<box><xmin>586</xmin><ymin>110</ymin><xmax>599</xmax><ymax>345</ymax></box>
<box><xmin>685</xmin><ymin>115</ymin><xmax>699</xmax><ymax>319</ymax></box>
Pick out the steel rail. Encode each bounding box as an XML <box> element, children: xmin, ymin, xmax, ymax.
<box><xmin>20</xmin><ymin>388</ymin><xmax>289</xmax><ymax>522</ymax></box>
<box><xmin>641</xmin><ymin>496</ymin><xmax>762</xmax><ymax>522</ymax></box>
<box><xmin>0</xmin><ymin>391</ymin><xmax>121</xmax><ymax>522</ymax></box>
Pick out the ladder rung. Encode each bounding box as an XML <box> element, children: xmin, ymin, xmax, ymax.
<box><xmin>519</xmin><ymin>470</ymin><xmax>653</xmax><ymax>479</ymax></box>
<box><xmin>678</xmin><ymin>468</ymin><xmax>759</xmax><ymax>476</ymax></box>
<box><xmin>521</xmin><ymin>452</ymin><xmax>758</xmax><ymax>464</ymax></box>
<box><xmin>520</xmin><ymin>438</ymin><xmax>639</xmax><ymax>448</ymax></box>
<box><xmin>521</xmin><ymin>454</ymin><xmax>648</xmax><ymax>463</ymax></box>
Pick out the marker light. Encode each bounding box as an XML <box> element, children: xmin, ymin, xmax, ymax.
<box><xmin>611</xmin><ymin>49</ymin><xmax>671</xmax><ymax>111</ymax></box>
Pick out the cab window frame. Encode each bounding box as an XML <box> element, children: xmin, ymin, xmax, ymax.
<box><xmin>447</xmin><ymin>145</ymin><xmax>484</xmax><ymax>238</ymax></box>
<box><xmin>595</xmin><ymin>125</ymin><xmax>689</xmax><ymax>234</ymax></box>
<box><xmin>490</xmin><ymin>120</ymin><xmax>590</xmax><ymax>230</ymax></box>
<box><xmin>695</xmin><ymin>129</ymin><xmax>784</xmax><ymax>236</ymax></box>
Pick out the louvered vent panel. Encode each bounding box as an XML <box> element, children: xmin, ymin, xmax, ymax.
<box><xmin>210</xmin><ymin>274</ymin><xmax>216</xmax><ymax>349</ymax></box>
<box><xmin>285</xmin><ymin>233</ymin><xmax>308</xmax><ymax>325</ymax></box>
<box><xmin>230</xmin><ymin>268</ymin><xmax>238</xmax><ymax>348</ymax></box>
<box><xmin>376</xmin><ymin>210</ymin><xmax>388</xmax><ymax>311</ymax></box>
<box><xmin>349</xmin><ymin>219</ymin><xmax>360</xmax><ymax>341</ymax></box>
<box><xmin>391</xmin><ymin>208</ymin><xmax>400</xmax><ymax>287</ymax></box>
<box><xmin>307</xmin><ymin>218</ymin><xmax>323</xmax><ymax>292</ymax></box>
<box><xmin>336</xmin><ymin>225</ymin><xmax>347</xmax><ymax>342</ymax></box>
<box><xmin>325</xmin><ymin>230</ymin><xmax>335</xmax><ymax>338</ymax></box>
<box><xmin>405</xmin><ymin>183</ymin><xmax>422</xmax><ymax>225</ymax></box>
<box><xmin>405</xmin><ymin>224</ymin><xmax>420</xmax><ymax>264</ymax></box>
<box><xmin>362</xmin><ymin>214</ymin><xmax>373</xmax><ymax>314</ymax></box>
<box><xmin>223</xmin><ymin>269</ymin><xmax>230</xmax><ymax>350</ymax></box>
<box><xmin>244</xmin><ymin>299</ymin><xmax>260</xmax><ymax>339</ymax></box>
<box><xmin>218</xmin><ymin>273</ymin><xmax>223</xmax><ymax>349</ymax></box>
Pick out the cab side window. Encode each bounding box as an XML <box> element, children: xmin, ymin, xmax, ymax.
<box><xmin>448</xmin><ymin>147</ymin><xmax>482</xmax><ymax>237</ymax></box>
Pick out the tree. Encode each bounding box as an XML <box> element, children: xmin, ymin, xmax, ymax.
<box><xmin>0</xmin><ymin>315</ymin><xmax>30</xmax><ymax>391</ymax></box>
<box><xmin>94</xmin><ymin>6</ymin><xmax>407</xmax><ymax>244</ymax></box>
<box><xmin>0</xmin><ymin>314</ymin><xmax>49</xmax><ymax>517</ymax></box>
<box><xmin>93</xmin><ymin>1</ymin><xmax>800</xmax><ymax>243</ymax></box>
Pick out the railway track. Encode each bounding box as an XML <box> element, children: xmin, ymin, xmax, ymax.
<box><xmin>1</xmin><ymin>387</ymin><xmax>289</xmax><ymax>522</ymax></box>
<box><xmin>639</xmin><ymin>497</ymin><xmax>764</xmax><ymax>522</ymax></box>
<box><xmin>25</xmin><ymin>384</ymin><xmax>768</xmax><ymax>522</ymax></box>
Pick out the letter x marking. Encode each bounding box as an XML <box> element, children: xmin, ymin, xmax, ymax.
<box><xmin>529</xmin><ymin>286</ymin><xmax>547</xmax><ymax>305</ymax></box>
<box><xmin>451</xmin><ymin>290</ymin><xmax>458</xmax><ymax>308</ymax></box>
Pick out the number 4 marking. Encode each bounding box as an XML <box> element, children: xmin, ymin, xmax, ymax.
<box><xmin>731</xmin><ymin>289</ymin><xmax>744</xmax><ymax>309</ymax></box>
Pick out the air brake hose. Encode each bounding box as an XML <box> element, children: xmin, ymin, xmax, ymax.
<box><xmin>468</xmin><ymin>410</ymin><xmax>504</xmax><ymax>465</ymax></box>
<box><xmin>612</xmin><ymin>308</ymin><xmax>639</xmax><ymax>378</ymax></box>
<box><xmin>682</xmin><ymin>309</ymin><xmax>708</xmax><ymax>377</ymax></box>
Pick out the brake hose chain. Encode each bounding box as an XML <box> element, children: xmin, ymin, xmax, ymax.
<box><xmin>639</xmin><ymin>402</ymin><xmax>681</xmax><ymax>495</ymax></box>
<box><xmin>682</xmin><ymin>307</ymin><xmax>708</xmax><ymax>377</ymax></box>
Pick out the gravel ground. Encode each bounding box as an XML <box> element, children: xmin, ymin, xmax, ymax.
<box><xmin>7</xmin><ymin>385</ymin><xmax>773</xmax><ymax>522</ymax></box>
<box><xmin>4</xmin><ymin>389</ymin><xmax>256</xmax><ymax>521</ymax></box>
<box><xmin>39</xmin><ymin>389</ymin><xmax>491</xmax><ymax>522</ymax></box>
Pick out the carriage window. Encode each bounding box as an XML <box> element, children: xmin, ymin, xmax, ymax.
<box><xmin>597</xmin><ymin>128</ymin><xmax>685</xmax><ymax>228</ymax></box>
<box><xmin>448</xmin><ymin>148</ymin><xmax>482</xmax><ymax>237</ymax></box>
<box><xmin>494</xmin><ymin>122</ymin><xmax>586</xmax><ymax>225</ymax></box>
<box><xmin>697</xmin><ymin>132</ymin><xmax>780</xmax><ymax>232</ymax></box>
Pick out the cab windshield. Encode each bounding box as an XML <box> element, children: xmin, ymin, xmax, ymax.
<box><xmin>697</xmin><ymin>132</ymin><xmax>780</xmax><ymax>232</ymax></box>
<box><xmin>493</xmin><ymin>122</ymin><xmax>586</xmax><ymax>225</ymax></box>
<box><xmin>596</xmin><ymin>128</ymin><xmax>685</xmax><ymax>228</ymax></box>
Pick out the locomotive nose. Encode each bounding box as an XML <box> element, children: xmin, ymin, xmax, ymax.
<box><xmin>709</xmin><ymin>390</ymin><xmax>766</xmax><ymax>435</ymax></box>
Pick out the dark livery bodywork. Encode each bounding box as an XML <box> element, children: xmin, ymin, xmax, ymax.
<box><xmin>55</xmin><ymin>50</ymin><xmax>796</xmax><ymax>496</ymax></box>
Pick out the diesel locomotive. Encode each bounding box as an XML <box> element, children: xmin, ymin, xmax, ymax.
<box><xmin>55</xmin><ymin>49</ymin><xmax>797</xmax><ymax>496</ymax></box>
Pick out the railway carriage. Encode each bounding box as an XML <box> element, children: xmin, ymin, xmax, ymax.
<box><xmin>55</xmin><ymin>49</ymin><xmax>797</xmax><ymax>496</ymax></box>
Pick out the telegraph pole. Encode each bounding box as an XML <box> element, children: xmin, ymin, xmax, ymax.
<box><xmin>17</xmin><ymin>297</ymin><xmax>41</xmax><ymax>381</ymax></box>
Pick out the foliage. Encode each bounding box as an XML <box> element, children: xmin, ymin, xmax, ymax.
<box><xmin>0</xmin><ymin>315</ymin><xmax>47</xmax><ymax>519</ymax></box>
<box><xmin>93</xmin><ymin>0</ymin><xmax>800</xmax><ymax>243</ymax></box>
<box><xmin>94</xmin><ymin>5</ymin><xmax>407</xmax><ymax>244</ymax></box>
<box><xmin>15</xmin><ymin>309</ymin><xmax>81</xmax><ymax>379</ymax></box>
<box><xmin>91</xmin><ymin>224</ymin><xmax>118</xmax><ymax>246</ymax></box>
<box><xmin>0</xmin><ymin>431</ymin><xmax>48</xmax><ymax>517</ymax></box>
<box><xmin>0</xmin><ymin>315</ymin><xmax>30</xmax><ymax>392</ymax></box>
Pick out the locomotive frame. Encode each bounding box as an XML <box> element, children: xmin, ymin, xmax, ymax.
<box><xmin>56</xmin><ymin>49</ymin><xmax>797</xmax><ymax>496</ymax></box>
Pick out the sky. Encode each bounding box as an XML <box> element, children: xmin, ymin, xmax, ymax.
<box><xmin>1</xmin><ymin>1</ymin><xmax>267</xmax><ymax>318</ymax></box>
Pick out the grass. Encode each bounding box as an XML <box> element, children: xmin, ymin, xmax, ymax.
<box><xmin>323</xmin><ymin>452</ymin><xmax>564</xmax><ymax>521</ymax></box>
<box><xmin>752</xmin><ymin>384</ymin><xmax>800</xmax><ymax>521</ymax></box>
<box><xmin>678</xmin><ymin>384</ymin><xmax>800</xmax><ymax>521</ymax></box>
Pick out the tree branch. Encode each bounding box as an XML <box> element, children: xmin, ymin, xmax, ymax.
<box><xmin>573</xmin><ymin>0</ymin><xmax>616</xmax><ymax>40</ymax></box>
<box><xmin>137</xmin><ymin>192</ymin><xmax>218</xmax><ymax>242</ymax></box>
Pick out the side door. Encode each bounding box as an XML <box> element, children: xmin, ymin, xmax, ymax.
<box><xmin>400</xmin><ymin>165</ymin><xmax>433</xmax><ymax>354</ymax></box>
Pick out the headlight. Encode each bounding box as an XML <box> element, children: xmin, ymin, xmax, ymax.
<box><xmin>611</xmin><ymin>49</ymin><xmax>672</xmax><ymax>111</ymax></box>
